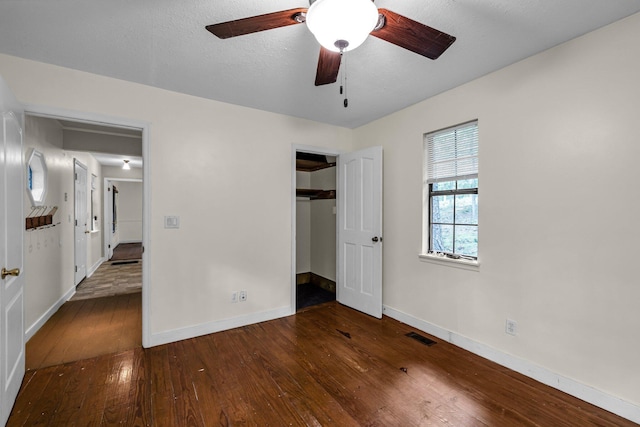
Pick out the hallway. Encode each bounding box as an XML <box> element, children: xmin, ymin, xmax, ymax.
<box><xmin>71</xmin><ymin>259</ymin><xmax>141</xmax><ymax>301</ymax></box>
<box><xmin>26</xmin><ymin>249</ymin><xmax>143</xmax><ymax>370</ymax></box>
<box><xmin>26</xmin><ymin>292</ymin><xmax>141</xmax><ymax>370</ymax></box>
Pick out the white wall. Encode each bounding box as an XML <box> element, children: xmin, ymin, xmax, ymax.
<box><xmin>23</xmin><ymin>117</ymin><xmax>103</xmax><ymax>335</ymax></box>
<box><xmin>23</xmin><ymin>116</ymin><xmax>74</xmax><ymax>333</ymax></box>
<box><xmin>309</xmin><ymin>167</ymin><xmax>336</xmax><ymax>281</ymax></box>
<box><xmin>102</xmin><ymin>165</ymin><xmax>142</xmax><ymax>180</ymax></box>
<box><xmin>353</xmin><ymin>12</ymin><xmax>640</xmax><ymax>409</ymax></box>
<box><xmin>63</xmin><ymin>130</ymin><xmax>142</xmax><ymax>156</ymax></box>
<box><xmin>115</xmin><ymin>180</ymin><xmax>142</xmax><ymax>243</ymax></box>
<box><xmin>296</xmin><ymin>172</ymin><xmax>311</xmax><ymax>274</ymax></box>
<box><xmin>295</xmin><ymin>168</ymin><xmax>337</xmax><ymax>281</ymax></box>
<box><xmin>0</xmin><ymin>53</ymin><xmax>353</xmax><ymax>341</ymax></box>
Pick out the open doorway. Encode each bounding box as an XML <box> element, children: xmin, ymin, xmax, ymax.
<box><xmin>293</xmin><ymin>145</ymin><xmax>384</xmax><ymax>318</ymax></box>
<box><xmin>21</xmin><ymin>110</ymin><xmax>149</xmax><ymax>368</ymax></box>
<box><xmin>104</xmin><ymin>177</ymin><xmax>143</xmax><ymax>262</ymax></box>
<box><xmin>294</xmin><ymin>149</ymin><xmax>338</xmax><ymax>311</ymax></box>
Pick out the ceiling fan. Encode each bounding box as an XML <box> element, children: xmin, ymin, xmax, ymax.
<box><xmin>206</xmin><ymin>0</ymin><xmax>456</xmax><ymax>87</ymax></box>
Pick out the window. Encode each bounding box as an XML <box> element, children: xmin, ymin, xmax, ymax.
<box><xmin>423</xmin><ymin>121</ymin><xmax>478</xmax><ymax>260</ymax></box>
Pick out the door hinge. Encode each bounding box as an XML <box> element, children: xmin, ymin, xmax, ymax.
<box><xmin>75</xmin><ymin>173</ymin><xmax>78</xmax><ymax>180</ymax></box>
<box><xmin>75</xmin><ymin>266</ymin><xmax>78</xmax><ymax>273</ymax></box>
<box><xmin>108</xmin><ymin>244</ymin><xmax>111</xmax><ymax>248</ymax></box>
<box><xmin>142</xmin><ymin>246</ymin><xmax>145</xmax><ymax>253</ymax></box>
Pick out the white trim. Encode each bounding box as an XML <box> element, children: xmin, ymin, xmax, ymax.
<box><xmin>73</xmin><ymin>159</ymin><xmax>88</xmax><ymax>286</ymax></box>
<box><xmin>150</xmin><ymin>306</ymin><xmax>292</xmax><ymax>347</ymax></box>
<box><xmin>141</xmin><ymin>124</ymin><xmax>150</xmax><ymax>348</ymax></box>
<box><xmin>104</xmin><ymin>178</ymin><xmax>114</xmax><ymax>260</ymax></box>
<box><xmin>87</xmin><ymin>256</ymin><xmax>105</xmax><ymax>278</ymax></box>
<box><xmin>290</xmin><ymin>144</ymin><xmax>343</xmax><ymax>316</ymax></box>
<box><xmin>418</xmin><ymin>253</ymin><xmax>480</xmax><ymax>271</ymax></box>
<box><xmin>382</xmin><ymin>305</ymin><xmax>640</xmax><ymax>424</ymax></box>
<box><xmin>25</xmin><ymin>104</ymin><xmax>147</xmax><ymax>132</ymax></box>
<box><xmin>25</xmin><ymin>286</ymin><xmax>75</xmax><ymax>342</ymax></box>
<box><xmin>23</xmin><ymin>104</ymin><xmax>151</xmax><ymax>349</ymax></box>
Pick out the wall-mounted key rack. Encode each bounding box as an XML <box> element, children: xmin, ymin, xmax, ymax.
<box><xmin>26</xmin><ymin>206</ymin><xmax>58</xmax><ymax>230</ymax></box>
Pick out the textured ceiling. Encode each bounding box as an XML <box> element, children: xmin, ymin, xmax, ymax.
<box><xmin>1</xmin><ymin>1</ymin><xmax>640</xmax><ymax>128</ymax></box>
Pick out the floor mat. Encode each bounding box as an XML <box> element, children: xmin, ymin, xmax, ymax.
<box><xmin>110</xmin><ymin>242</ymin><xmax>142</xmax><ymax>261</ymax></box>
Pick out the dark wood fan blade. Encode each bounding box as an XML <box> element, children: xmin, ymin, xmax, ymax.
<box><xmin>315</xmin><ymin>47</ymin><xmax>342</xmax><ymax>86</ymax></box>
<box><xmin>206</xmin><ymin>8</ymin><xmax>307</xmax><ymax>39</ymax></box>
<box><xmin>372</xmin><ymin>9</ymin><xmax>456</xmax><ymax>60</ymax></box>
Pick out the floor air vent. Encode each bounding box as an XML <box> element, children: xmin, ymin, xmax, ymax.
<box><xmin>406</xmin><ymin>332</ymin><xmax>437</xmax><ymax>346</ymax></box>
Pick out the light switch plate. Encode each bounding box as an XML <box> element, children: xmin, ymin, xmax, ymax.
<box><xmin>164</xmin><ymin>215</ymin><xmax>180</xmax><ymax>229</ymax></box>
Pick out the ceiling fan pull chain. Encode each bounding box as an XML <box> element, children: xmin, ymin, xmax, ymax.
<box><xmin>343</xmin><ymin>51</ymin><xmax>348</xmax><ymax>108</ymax></box>
<box><xmin>339</xmin><ymin>50</ymin><xmax>344</xmax><ymax>95</ymax></box>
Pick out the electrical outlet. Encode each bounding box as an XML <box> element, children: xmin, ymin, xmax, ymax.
<box><xmin>505</xmin><ymin>318</ymin><xmax>518</xmax><ymax>336</ymax></box>
<box><xmin>231</xmin><ymin>292</ymin><xmax>238</xmax><ymax>303</ymax></box>
<box><xmin>239</xmin><ymin>290</ymin><xmax>247</xmax><ymax>302</ymax></box>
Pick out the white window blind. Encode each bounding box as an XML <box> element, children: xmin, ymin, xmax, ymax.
<box><xmin>425</xmin><ymin>121</ymin><xmax>478</xmax><ymax>184</ymax></box>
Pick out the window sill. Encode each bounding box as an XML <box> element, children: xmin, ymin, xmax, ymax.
<box><xmin>418</xmin><ymin>253</ymin><xmax>480</xmax><ymax>272</ymax></box>
<box><xmin>90</xmin><ymin>229</ymin><xmax>100</xmax><ymax>234</ymax></box>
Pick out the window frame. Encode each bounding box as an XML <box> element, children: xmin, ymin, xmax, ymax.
<box><xmin>422</xmin><ymin>120</ymin><xmax>479</xmax><ymax>265</ymax></box>
<box><xmin>428</xmin><ymin>179</ymin><xmax>478</xmax><ymax>260</ymax></box>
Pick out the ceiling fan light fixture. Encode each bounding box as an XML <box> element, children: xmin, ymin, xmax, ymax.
<box><xmin>306</xmin><ymin>0</ymin><xmax>378</xmax><ymax>52</ymax></box>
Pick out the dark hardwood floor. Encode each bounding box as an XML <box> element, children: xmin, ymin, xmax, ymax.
<box><xmin>9</xmin><ymin>301</ymin><xmax>636</xmax><ymax>426</ymax></box>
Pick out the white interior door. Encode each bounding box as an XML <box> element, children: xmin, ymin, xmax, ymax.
<box><xmin>74</xmin><ymin>160</ymin><xmax>87</xmax><ymax>285</ymax></box>
<box><xmin>337</xmin><ymin>146</ymin><xmax>383</xmax><ymax>318</ymax></box>
<box><xmin>0</xmin><ymin>76</ymin><xmax>25</xmax><ymax>426</ymax></box>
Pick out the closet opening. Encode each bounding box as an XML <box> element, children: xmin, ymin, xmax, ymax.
<box><xmin>295</xmin><ymin>151</ymin><xmax>337</xmax><ymax>311</ymax></box>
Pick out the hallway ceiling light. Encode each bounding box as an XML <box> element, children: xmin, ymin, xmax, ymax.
<box><xmin>123</xmin><ymin>159</ymin><xmax>130</xmax><ymax>170</ymax></box>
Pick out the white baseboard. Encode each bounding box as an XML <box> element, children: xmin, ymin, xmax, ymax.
<box><xmin>87</xmin><ymin>257</ymin><xmax>105</xmax><ymax>278</ymax></box>
<box><xmin>25</xmin><ymin>286</ymin><xmax>76</xmax><ymax>342</ymax></box>
<box><xmin>149</xmin><ymin>306</ymin><xmax>293</xmax><ymax>347</ymax></box>
<box><xmin>382</xmin><ymin>305</ymin><xmax>640</xmax><ymax>424</ymax></box>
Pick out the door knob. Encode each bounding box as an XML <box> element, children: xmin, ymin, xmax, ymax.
<box><xmin>372</xmin><ymin>236</ymin><xmax>379</xmax><ymax>242</ymax></box>
<box><xmin>1</xmin><ymin>267</ymin><xmax>20</xmax><ymax>280</ymax></box>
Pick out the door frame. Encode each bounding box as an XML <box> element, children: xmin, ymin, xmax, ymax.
<box><xmin>73</xmin><ymin>159</ymin><xmax>88</xmax><ymax>285</ymax></box>
<box><xmin>103</xmin><ymin>177</ymin><xmax>143</xmax><ymax>260</ymax></box>
<box><xmin>24</xmin><ymin>104</ymin><xmax>152</xmax><ymax>348</ymax></box>
<box><xmin>290</xmin><ymin>144</ymin><xmax>342</xmax><ymax>314</ymax></box>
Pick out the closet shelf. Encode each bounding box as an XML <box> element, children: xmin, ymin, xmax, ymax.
<box><xmin>296</xmin><ymin>189</ymin><xmax>336</xmax><ymax>200</ymax></box>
